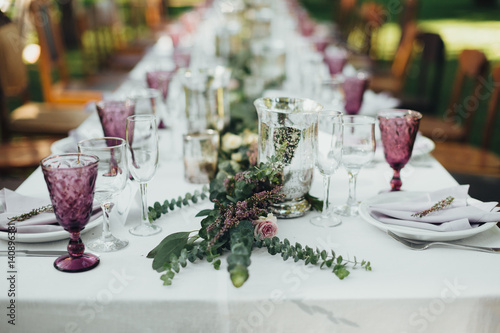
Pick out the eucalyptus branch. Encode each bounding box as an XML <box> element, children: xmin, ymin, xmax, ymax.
<box><xmin>255</xmin><ymin>237</ymin><xmax>372</xmax><ymax>279</ymax></box>
<box><xmin>148</xmin><ymin>186</ymin><xmax>209</xmax><ymax>222</ymax></box>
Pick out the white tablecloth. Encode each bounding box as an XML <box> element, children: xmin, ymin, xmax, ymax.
<box><xmin>1</xmin><ymin>148</ymin><xmax>500</xmax><ymax>332</ymax></box>
<box><xmin>2</xmin><ymin>2</ymin><xmax>500</xmax><ymax>332</ymax></box>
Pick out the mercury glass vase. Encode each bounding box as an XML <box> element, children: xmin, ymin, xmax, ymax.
<box><xmin>179</xmin><ymin>66</ymin><xmax>232</xmax><ymax>133</ymax></box>
<box><xmin>254</xmin><ymin>97</ymin><xmax>322</xmax><ymax>218</ymax></box>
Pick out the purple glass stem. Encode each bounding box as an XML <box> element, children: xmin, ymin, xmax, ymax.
<box><xmin>378</xmin><ymin>110</ymin><xmax>422</xmax><ymax>191</ymax></box>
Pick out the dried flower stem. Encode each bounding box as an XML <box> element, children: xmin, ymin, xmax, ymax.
<box><xmin>8</xmin><ymin>205</ymin><xmax>54</xmax><ymax>222</ymax></box>
<box><xmin>411</xmin><ymin>196</ymin><xmax>454</xmax><ymax>218</ymax></box>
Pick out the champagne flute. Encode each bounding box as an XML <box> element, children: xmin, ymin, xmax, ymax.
<box><xmin>41</xmin><ymin>153</ymin><xmax>100</xmax><ymax>272</ymax></box>
<box><xmin>126</xmin><ymin>115</ymin><xmax>162</xmax><ymax>236</ymax></box>
<box><xmin>335</xmin><ymin>115</ymin><xmax>376</xmax><ymax>216</ymax></box>
<box><xmin>310</xmin><ymin>110</ymin><xmax>343</xmax><ymax>227</ymax></box>
<box><xmin>78</xmin><ymin>138</ymin><xmax>129</xmax><ymax>252</ymax></box>
<box><xmin>378</xmin><ymin>109</ymin><xmax>422</xmax><ymax>191</ymax></box>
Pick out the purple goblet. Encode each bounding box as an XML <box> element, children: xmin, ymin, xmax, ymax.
<box><xmin>41</xmin><ymin>153</ymin><xmax>100</xmax><ymax>272</ymax></box>
<box><xmin>343</xmin><ymin>73</ymin><xmax>369</xmax><ymax>115</ymax></box>
<box><xmin>146</xmin><ymin>70</ymin><xmax>176</xmax><ymax>102</ymax></box>
<box><xmin>378</xmin><ymin>109</ymin><xmax>422</xmax><ymax>191</ymax></box>
<box><xmin>324</xmin><ymin>47</ymin><xmax>348</xmax><ymax>76</ymax></box>
<box><xmin>96</xmin><ymin>100</ymin><xmax>135</xmax><ymax>140</ymax></box>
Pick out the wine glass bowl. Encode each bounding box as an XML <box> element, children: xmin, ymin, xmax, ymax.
<box><xmin>310</xmin><ymin>110</ymin><xmax>343</xmax><ymax>227</ymax></box>
<box><xmin>41</xmin><ymin>153</ymin><xmax>100</xmax><ymax>272</ymax></box>
<box><xmin>335</xmin><ymin>115</ymin><xmax>376</xmax><ymax>217</ymax></box>
<box><xmin>343</xmin><ymin>72</ymin><xmax>369</xmax><ymax>115</ymax></box>
<box><xmin>96</xmin><ymin>100</ymin><xmax>136</xmax><ymax>139</ymax></box>
<box><xmin>126</xmin><ymin>115</ymin><xmax>162</xmax><ymax>236</ymax></box>
<box><xmin>378</xmin><ymin>109</ymin><xmax>422</xmax><ymax>191</ymax></box>
<box><xmin>78</xmin><ymin>138</ymin><xmax>129</xmax><ymax>252</ymax></box>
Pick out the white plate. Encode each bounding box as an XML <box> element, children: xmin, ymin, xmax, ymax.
<box><xmin>0</xmin><ymin>218</ymin><xmax>102</xmax><ymax>243</ymax></box>
<box><xmin>359</xmin><ymin>192</ymin><xmax>498</xmax><ymax>241</ymax></box>
<box><xmin>51</xmin><ymin>137</ymin><xmax>78</xmax><ymax>154</ymax></box>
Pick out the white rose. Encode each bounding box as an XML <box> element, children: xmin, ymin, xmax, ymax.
<box><xmin>222</xmin><ymin>133</ymin><xmax>243</xmax><ymax>152</ymax></box>
<box><xmin>243</xmin><ymin>133</ymin><xmax>259</xmax><ymax>146</ymax></box>
<box><xmin>231</xmin><ymin>152</ymin><xmax>243</xmax><ymax>162</ymax></box>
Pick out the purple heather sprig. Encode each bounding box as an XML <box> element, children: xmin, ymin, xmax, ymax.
<box><xmin>208</xmin><ymin>186</ymin><xmax>284</xmax><ymax>247</ymax></box>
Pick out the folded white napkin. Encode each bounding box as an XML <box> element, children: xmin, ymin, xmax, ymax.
<box><xmin>0</xmin><ymin>189</ymin><xmax>102</xmax><ymax>234</ymax></box>
<box><xmin>368</xmin><ymin>185</ymin><xmax>500</xmax><ymax>232</ymax></box>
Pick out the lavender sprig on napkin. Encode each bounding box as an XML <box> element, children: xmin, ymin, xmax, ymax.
<box><xmin>368</xmin><ymin>185</ymin><xmax>500</xmax><ymax>232</ymax></box>
<box><xmin>0</xmin><ymin>189</ymin><xmax>102</xmax><ymax>233</ymax></box>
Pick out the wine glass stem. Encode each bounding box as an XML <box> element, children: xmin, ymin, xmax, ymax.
<box><xmin>391</xmin><ymin>169</ymin><xmax>402</xmax><ymax>191</ymax></box>
<box><xmin>321</xmin><ymin>174</ymin><xmax>331</xmax><ymax>217</ymax></box>
<box><xmin>101</xmin><ymin>203</ymin><xmax>112</xmax><ymax>240</ymax></box>
<box><xmin>68</xmin><ymin>232</ymin><xmax>84</xmax><ymax>258</ymax></box>
<box><xmin>139</xmin><ymin>182</ymin><xmax>149</xmax><ymax>226</ymax></box>
<box><xmin>347</xmin><ymin>170</ymin><xmax>359</xmax><ymax>207</ymax></box>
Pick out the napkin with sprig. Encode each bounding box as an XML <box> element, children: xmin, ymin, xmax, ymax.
<box><xmin>0</xmin><ymin>189</ymin><xmax>102</xmax><ymax>233</ymax></box>
<box><xmin>368</xmin><ymin>185</ymin><xmax>500</xmax><ymax>231</ymax></box>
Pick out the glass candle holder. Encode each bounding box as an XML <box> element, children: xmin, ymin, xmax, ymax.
<box><xmin>183</xmin><ymin>130</ymin><xmax>220</xmax><ymax>184</ymax></box>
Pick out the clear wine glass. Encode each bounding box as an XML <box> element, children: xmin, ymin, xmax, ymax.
<box><xmin>334</xmin><ymin>115</ymin><xmax>376</xmax><ymax>216</ymax></box>
<box><xmin>378</xmin><ymin>109</ymin><xmax>422</xmax><ymax>191</ymax></box>
<box><xmin>41</xmin><ymin>153</ymin><xmax>100</xmax><ymax>272</ymax></box>
<box><xmin>310</xmin><ymin>110</ymin><xmax>343</xmax><ymax>227</ymax></box>
<box><xmin>126</xmin><ymin>115</ymin><xmax>162</xmax><ymax>236</ymax></box>
<box><xmin>78</xmin><ymin>138</ymin><xmax>129</xmax><ymax>252</ymax></box>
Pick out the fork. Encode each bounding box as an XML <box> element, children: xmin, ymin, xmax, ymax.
<box><xmin>387</xmin><ymin>231</ymin><xmax>500</xmax><ymax>254</ymax></box>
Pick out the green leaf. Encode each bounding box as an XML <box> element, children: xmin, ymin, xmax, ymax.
<box><xmin>334</xmin><ymin>266</ymin><xmax>350</xmax><ymax>280</ymax></box>
<box><xmin>149</xmin><ymin>232</ymin><xmax>191</xmax><ymax>271</ymax></box>
<box><xmin>229</xmin><ymin>264</ymin><xmax>249</xmax><ymax>288</ymax></box>
<box><xmin>196</xmin><ymin>209</ymin><xmax>213</xmax><ymax>217</ymax></box>
<box><xmin>213</xmin><ymin>259</ymin><xmax>221</xmax><ymax>270</ymax></box>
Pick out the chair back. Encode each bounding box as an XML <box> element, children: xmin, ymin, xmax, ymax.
<box><xmin>446</xmin><ymin>49</ymin><xmax>489</xmax><ymax>141</ymax></box>
<box><xmin>482</xmin><ymin>66</ymin><xmax>500</xmax><ymax>149</ymax></box>
<box><xmin>0</xmin><ymin>22</ymin><xmax>29</xmax><ymax>142</ymax></box>
<box><xmin>414</xmin><ymin>32</ymin><xmax>445</xmax><ymax>112</ymax></box>
<box><xmin>391</xmin><ymin>21</ymin><xmax>418</xmax><ymax>80</ymax></box>
<box><xmin>29</xmin><ymin>0</ymin><xmax>70</xmax><ymax>102</ymax></box>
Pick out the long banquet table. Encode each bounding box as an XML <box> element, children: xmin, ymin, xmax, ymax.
<box><xmin>2</xmin><ymin>2</ymin><xmax>500</xmax><ymax>332</ymax></box>
<box><xmin>2</xmin><ymin>140</ymin><xmax>500</xmax><ymax>333</ymax></box>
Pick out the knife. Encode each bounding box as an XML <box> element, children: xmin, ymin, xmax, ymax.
<box><xmin>0</xmin><ymin>250</ymin><xmax>70</xmax><ymax>257</ymax></box>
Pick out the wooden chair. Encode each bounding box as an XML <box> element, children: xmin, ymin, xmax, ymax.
<box><xmin>368</xmin><ymin>21</ymin><xmax>419</xmax><ymax>96</ymax></box>
<box><xmin>398</xmin><ymin>32</ymin><xmax>445</xmax><ymax>114</ymax></box>
<box><xmin>29</xmin><ymin>0</ymin><xmax>125</xmax><ymax>103</ymax></box>
<box><xmin>419</xmin><ymin>49</ymin><xmax>489</xmax><ymax>143</ymax></box>
<box><xmin>429</xmin><ymin>65</ymin><xmax>500</xmax><ymax>177</ymax></box>
<box><xmin>0</xmin><ymin>19</ymin><xmax>90</xmax><ymax>169</ymax></box>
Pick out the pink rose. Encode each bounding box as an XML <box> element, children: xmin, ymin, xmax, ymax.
<box><xmin>254</xmin><ymin>213</ymin><xmax>278</xmax><ymax>240</ymax></box>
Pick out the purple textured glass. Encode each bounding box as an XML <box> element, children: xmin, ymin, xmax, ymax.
<box><xmin>96</xmin><ymin>100</ymin><xmax>135</xmax><ymax>140</ymax></box>
<box><xmin>41</xmin><ymin>153</ymin><xmax>100</xmax><ymax>272</ymax></box>
<box><xmin>324</xmin><ymin>52</ymin><xmax>347</xmax><ymax>76</ymax></box>
<box><xmin>343</xmin><ymin>74</ymin><xmax>368</xmax><ymax>115</ymax></box>
<box><xmin>378</xmin><ymin>110</ymin><xmax>422</xmax><ymax>191</ymax></box>
<box><xmin>146</xmin><ymin>70</ymin><xmax>175</xmax><ymax>101</ymax></box>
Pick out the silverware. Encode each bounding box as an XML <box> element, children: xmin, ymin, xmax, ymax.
<box><xmin>0</xmin><ymin>250</ymin><xmax>68</xmax><ymax>257</ymax></box>
<box><xmin>387</xmin><ymin>231</ymin><xmax>500</xmax><ymax>254</ymax></box>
